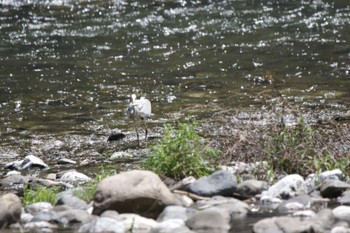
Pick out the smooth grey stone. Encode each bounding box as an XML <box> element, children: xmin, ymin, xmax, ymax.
<box><xmin>78</xmin><ymin>217</ymin><xmax>124</xmax><ymax>233</ymax></box>
<box><xmin>25</xmin><ymin>202</ymin><xmax>53</xmax><ymax>215</ymax></box>
<box><xmin>320</xmin><ymin>179</ymin><xmax>350</xmax><ymax>198</ymax></box>
<box><xmin>157</xmin><ymin>205</ymin><xmax>197</xmax><ymax>222</ymax></box>
<box><xmin>186</xmin><ymin>209</ymin><xmax>230</xmax><ymax>233</ymax></box>
<box><xmin>185</xmin><ymin>170</ymin><xmax>237</xmax><ymax>197</ymax></box>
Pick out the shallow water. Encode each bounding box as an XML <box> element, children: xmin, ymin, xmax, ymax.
<box><xmin>0</xmin><ymin>0</ymin><xmax>349</xmax><ymax>231</ymax></box>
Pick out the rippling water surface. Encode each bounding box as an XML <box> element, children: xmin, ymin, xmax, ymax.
<box><xmin>1</xmin><ymin>0</ymin><xmax>349</xmax><ymax>136</ymax></box>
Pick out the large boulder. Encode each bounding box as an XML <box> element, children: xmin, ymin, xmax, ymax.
<box><xmin>0</xmin><ymin>193</ymin><xmax>22</xmax><ymax>228</ymax></box>
<box><xmin>184</xmin><ymin>170</ymin><xmax>237</xmax><ymax>197</ymax></box>
<box><xmin>92</xmin><ymin>170</ymin><xmax>181</xmax><ymax>218</ymax></box>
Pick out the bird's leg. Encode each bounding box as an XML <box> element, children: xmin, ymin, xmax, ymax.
<box><xmin>143</xmin><ymin>119</ymin><xmax>148</xmax><ymax>146</ymax></box>
<box><xmin>133</xmin><ymin>122</ymin><xmax>140</xmax><ymax>147</ymax></box>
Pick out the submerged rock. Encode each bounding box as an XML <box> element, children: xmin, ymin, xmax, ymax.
<box><xmin>78</xmin><ymin>217</ymin><xmax>124</xmax><ymax>233</ymax></box>
<box><xmin>92</xmin><ymin>170</ymin><xmax>181</xmax><ymax>218</ymax></box>
<box><xmin>184</xmin><ymin>170</ymin><xmax>237</xmax><ymax>197</ymax></box>
<box><xmin>186</xmin><ymin>208</ymin><xmax>231</xmax><ymax>233</ymax></box>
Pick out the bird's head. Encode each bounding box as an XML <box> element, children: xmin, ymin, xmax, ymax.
<box><xmin>131</xmin><ymin>94</ymin><xmax>137</xmax><ymax>103</ymax></box>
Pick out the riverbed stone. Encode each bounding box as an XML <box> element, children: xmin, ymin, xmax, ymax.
<box><xmin>25</xmin><ymin>202</ymin><xmax>53</xmax><ymax>215</ymax></box>
<box><xmin>236</xmin><ymin>179</ymin><xmax>268</xmax><ymax>197</ymax></box>
<box><xmin>262</xmin><ymin>174</ymin><xmax>306</xmax><ymax>200</ymax></box>
<box><xmin>59</xmin><ymin>170</ymin><xmax>91</xmax><ymax>184</ymax></box>
<box><xmin>185</xmin><ymin>208</ymin><xmax>230</xmax><ymax>233</ymax></box>
<box><xmin>118</xmin><ymin>213</ymin><xmax>158</xmax><ymax>232</ymax></box>
<box><xmin>319</xmin><ymin>169</ymin><xmax>346</xmax><ymax>182</ymax></box>
<box><xmin>338</xmin><ymin>190</ymin><xmax>350</xmax><ymax>205</ymax></box>
<box><xmin>24</xmin><ymin>221</ymin><xmax>58</xmax><ymax>231</ymax></box>
<box><xmin>0</xmin><ymin>174</ymin><xmax>29</xmax><ymax>190</ymax></box>
<box><xmin>92</xmin><ymin>170</ymin><xmax>181</xmax><ymax>218</ymax></box>
<box><xmin>320</xmin><ymin>179</ymin><xmax>350</xmax><ymax>198</ymax></box>
<box><xmin>195</xmin><ymin>196</ymin><xmax>250</xmax><ymax>219</ymax></box>
<box><xmin>56</xmin><ymin>193</ymin><xmax>90</xmax><ymax>210</ymax></box>
<box><xmin>151</xmin><ymin>219</ymin><xmax>186</xmax><ymax>233</ymax></box>
<box><xmin>56</xmin><ymin>209</ymin><xmax>94</xmax><ymax>225</ymax></box>
<box><xmin>157</xmin><ymin>205</ymin><xmax>197</xmax><ymax>222</ymax></box>
<box><xmin>253</xmin><ymin>216</ymin><xmax>323</xmax><ymax>233</ymax></box>
<box><xmin>0</xmin><ymin>193</ymin><xmax>22</xmax><ymax>228</ymax></box>
<box><xmin>184</xmin><ymin>170</ymin><xmax>237</xmax><ymax>197</ymax></box>
<box><xmin>333</xmin><ymin>206</ymin><xmax>350</xmax><ymax>222</ymax></box>
<box><xmin>277</xmin><ymin>194</ymin><xmax>312</xmax><ymax>213</ymax></box>
<box><xmin>78</xmin><ymin>217</ymin><xmax>124</xmax><ymax>233</ymax></box>
<box><xmin>5</xmin><ymin>154</ymin><xmax>48</xmax><ymax>170</ymax></box>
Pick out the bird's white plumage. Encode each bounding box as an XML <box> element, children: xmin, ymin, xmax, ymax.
<box><xmin>127</xmin><ymin>94</ymin><xmax>152</xmax><ymax>146</ymax></box>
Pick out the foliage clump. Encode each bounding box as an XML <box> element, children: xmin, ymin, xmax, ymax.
<box><xmin>265</xmin><ymin>116</ymin><xmax>349</xmax><ymax>176</ymax></box>
<box><xmin>144</xmin><ymin>120</ymin><xmax>221</xmax><ymax>180</ymax></box>
<box><xmin>23</xmin><ymin>185</ymin><xmax>60</xmax><ymax>205</ymax></box>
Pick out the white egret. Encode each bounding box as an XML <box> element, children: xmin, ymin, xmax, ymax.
<box><xmin>126</xmin><ymin>94</ymin><xmax>152</xmax><ymax>146</ymax></box>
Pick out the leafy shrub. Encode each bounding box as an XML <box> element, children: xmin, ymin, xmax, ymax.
<box><xmin>144</xmin><ymin>120</ymin><xmax>221</xmax><ymax>179</ymax></box>
<box><xmin>264</xmin><ymin>116</ymin><xmax>349</xmax><ymax>176</ymax></box>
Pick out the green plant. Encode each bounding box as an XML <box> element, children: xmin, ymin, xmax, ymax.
<box><xmin>264</xmin><ymin>116</ymin><xmax>317</xmax><ymax>175</ymax></box>
<box><xmin>23</xmin><ymin>185</ymin><xmax>60</xmax><ymax>205</ymax></box>
<box><xmin>143</xmin><ymin>120</ymin><xmax>221</xmax><ymax>179</ymax></box>
<box><xmin>264</xmin><ymin>116</ymin><xmax>349</xmax><ymax>176</ymax></box>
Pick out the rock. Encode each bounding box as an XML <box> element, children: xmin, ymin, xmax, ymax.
<box><xmin>253</xmin><ymin>216</ymin><xmax>323</xmax><ymax>233</ymax></box>
<box><xmin>23</xmin><ymin>221</ymin><xmax>58</xmax><ymax>231</ymax></box>
<box><xmin>157</xmin><ymin>206</ymin><xmax>197</xmax><ymax>222</ymax></box>
<box><xmin>57</xmin><ymin>158</ymin><xmax>76</xmax><ymax>165</ymax></box>
<box><xmin>333</xmin><ymin>206</ymin><xmax>350</xmax><ymax>222</ymax></box>
<box><xmin>151</xmin><ymin>219</ymin><xmax>186</xmax><ymax>233</ymax></box>
<box><xmin>0</xmin><ymin>193</ymin><xmax>22</xmax><ymax>228</ymax></box>
<box><xmin>110</xmin><ymin>151</ymin><xmax>133</xmax><ymax>160</ymax></box>
<box><xmin>277</xmin><ymin>194</ymin><xmax>312</xmax><ymax>213</ymax></box>
<box><xmin>320</xmin><ymin>179</ymin><xmax>350</xmax><ymax>198</ymax></box>
<box><xmin>5</xmin><ymin>154</ymin><xmax>48</xmax><ymax>170</ymax></box>
<box><xmin>59</xmin><ymin>171</ymin><xmax>91</xmax><ymax>185</ymax></box>
<box><xmin>338</xmin><ymin>190</ymin><xmax>350</xmax><ymax>205</ymax></box>
<box><xmin>78</xmin><ymin>217</ymin><xmax>125</xmax><ymax>233</ymax></box>
<box><xmin>195</xmin><ymin>196</ymin><xmax>250</xmax><ymax>219</ymax></box>
<box><xmin>331</xmin><ymin>226</ymin><xmax>350</xmax><ymax>233</ymax></box>
<box><xmin>92</xmin><ymin>170</ymin><xmax>181</xmax><ymax>218</ymax></box>
<box><xmin>56</xmin><ymin>193</ymin><xmax>90</xmax><ymax>210</ymax></box>
<box><xmin>0</xmin><ymin>174</ymin><xmax>29</xmax><ymax>190</ymax></box>
<box><xmin>319</xmin><ymin>169</ymin><xmax>345</xmax><ymax>182</ymax></box>
<box><xmin>25</xmin><ymin>202</ymin><xmax>53</xmax><ymax>215</ymax></box>
<box><xmin>21</xmin><ymin>212</ymin><xmax>34</xmax><ymax>223</ymax></box>
<box><xmin>56</xmin><ymin>209</ymin><xmax>94</xmax><ymax>225</ymax></box>
<box><xmin>262</xmin><ymin>174</ymin><xmax>306</xmax><ymax>200</ymax></box>
<box><xmin>184</xmin><ymin>170</ymin><xmax>237</xmax><ymax>197</ymax></box>
<box><xmin>117</xmin><ymin>213</ymin><xmax>158</xmax><ymax>232</ymax></box>
<box><xmin>186</xmin><ymin>208</ymin><xmax>230</xmax><ymax>233</ymax></box>
<box><xmin>236</xmin><ymin>179</ymin><xmax>268</xmax><ymax>197</ymax></box>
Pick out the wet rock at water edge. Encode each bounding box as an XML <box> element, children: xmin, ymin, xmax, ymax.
<box><xmin>56</xmin><ymin>193</ymin><xmax>90</xmax><ymax>210</ymax></box>
<box><xmin>261</xmin><ymin>174</ymin><xmax>306</xmax><ymax>200</ymax></box>
<box><xmin>117</xmin><ymin>213</ymin><xmax>158</xmax><ymax>232</ymax></box>
<box><xmin>5</xmin><ymin>154</ymin><xmax>48</xmax><ymax>170</ymax></box>
<box><xmin>253</xmin><ymin>216</ymin><xmax>323</xmax><ymax>233</ymax></box>
<box><xmin>236</xmin><ymin>179</ymin><xmax>268</xmax><ymax>197</ymax></box>
<box><xmin>185</xmin><ymin>208</ymin><xmax>231</xmax><ymax>233</ymax></box>
<box><xmin>184</xmin><ymin>170</ymin><xmax>237</xmax><ymax>197</ymax></box>
<box><xmin>320</xmin><ymin>179</ymin><xmax>350</xmax><ymax>199</ymax></box>
<box><xmin>333</xmin><ymin>206</ymin><xmax>350</xmax><ymax>222</ymax></box>
<box><xmin>0</xmin><ymin>193</ymin><xmax>22</xmax><ymax>228</ymax></box>
<box><xmin>92</xmin><ymin>170</ymin><xmax>181</xmax><ymax>218</ymax></box>
<box><xmin>157</xmin><ymin>205</ymin><xmax>197</xmax><ymax>222</ymax></box>
<box><xmin>194</xmin><ymin>196</ymin><xmax>250</xmax><ymax>219</ymax></box>
<box><xmin>338</xmin><ymin>190</ymin><xmax>350</xmax><ymax>205</ymax></box>
<box><xmin>25</xmin><ymin>202</ymin><xmax>53</xmax><ymax>215</ymax></box>
<box><xmin>78</xmin><ymin>217</ymin><xmax>125</xmax><ymax>233</ymax></box>
<box><xmin>0</xmin><ymin>174</ymin><xmax>30</xmax><ymax>190</ymax></box>
<box><xmin>57</xmin><ymin>158</ymin><xmax>77</xmax><ymax>165</ymax></box>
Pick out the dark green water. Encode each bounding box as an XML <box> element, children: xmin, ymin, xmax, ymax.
<box><xmin>1</xmin><ymin>0</ymin><xmax>349</xmax><ymax>135</ymax></box>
